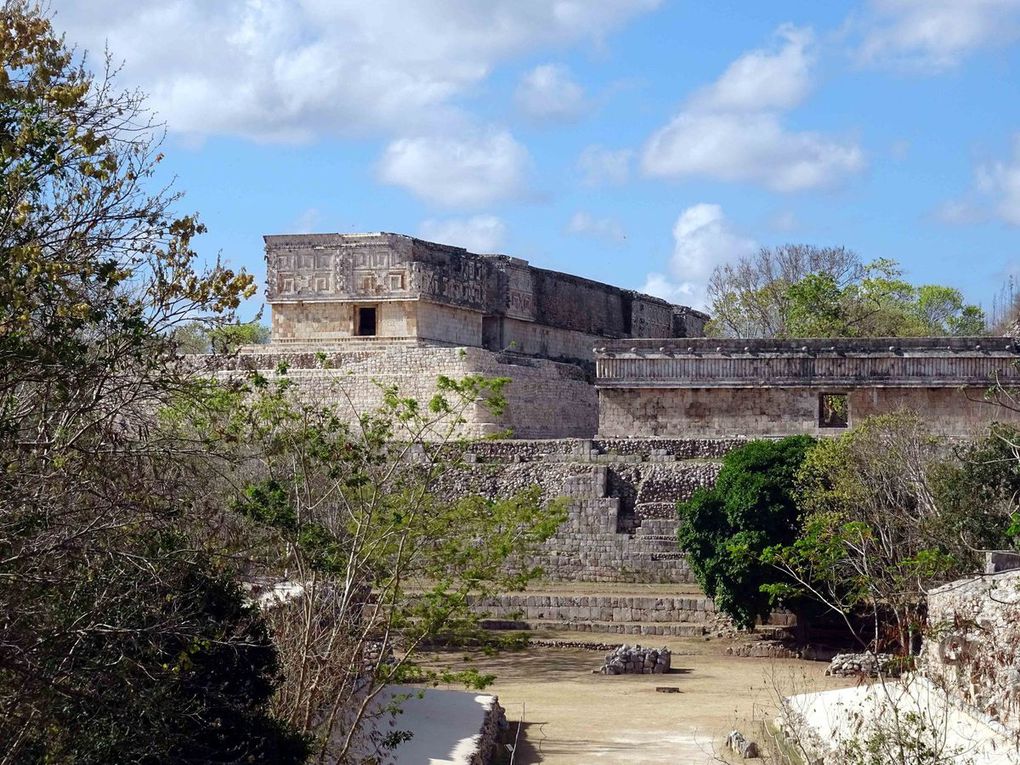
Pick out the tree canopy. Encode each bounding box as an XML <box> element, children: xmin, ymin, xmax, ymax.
<box><xmin>707</xmin><ymin>245</ymin><xmax>985</xmax><ymax>338</ymax></box>
<box><xmin>1</xmin><ymin>4</ymin><xmax>307</xmax><ymax>760</ymax></box>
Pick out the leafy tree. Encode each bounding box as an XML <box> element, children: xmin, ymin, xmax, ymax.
<box><xmin>929</xmin><ymin>423</ymin><xmax>1020</xmax><ymax>548</ymax></box>
<box><xmin>785</xmin><ymin>261</ymin><xmax>986</xmax><ymax>338</ymax></box>
<box><xmin>766</xmin><ymin>413</ymin><xmax>1000</xmax><ymax>654</ymax></box>
<box><xmin>169</xmin><ymin>366</ymin><xmax>566</xmax><ymax>762</ymax></box>
<box><xmin>707</xmin><ymin>244</ymin><xmax>865</xmax><ymax>338</ymax></box>
<box><xmin>707</xmin><ymin>246</ymin><xmax>985</xmax><ymax>338</ymax></box>
<box><xmin>175</xmin><ymin>320</ymin><xmax>271</xmax><ymax>354</ymax></box>
<box><xmin>676</xmin><ymin>436</ymin><xmax>814</xmax><ymax>630</ymax></box>
<box><xmin>0</xmin><ymin>3</ymin><xmax>305</xmax><ymax>760</ymax></box>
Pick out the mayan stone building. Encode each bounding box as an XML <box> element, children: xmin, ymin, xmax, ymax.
<box><xmin>266</xmin><ymin>232</ymin><xmax>707</xmax><ymax>363</ymax></box>
<box><xmin>241</xmin><ymin>232</ymin><xmax>706</xmax><ymax>439</ymax></box>
<box><xmin>596</xmin><ymin>337</ymin><xmax>1020</xmax><ymax>438</ymax></box>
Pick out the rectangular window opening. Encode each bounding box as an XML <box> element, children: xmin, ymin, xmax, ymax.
<box><xmin>356</xmin><ymin>306</ymin><xmax>377</xmax><ymax>337</ymax></box>
<box><xmin>818</xmin><ymin>393</ymin><xmax>849</xmax><ymax>429</ymax></box>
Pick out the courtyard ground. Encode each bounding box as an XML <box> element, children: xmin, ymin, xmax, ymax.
<box><xmin>426</xmin><ymin>632</ymin><xmax>854</xmax><ymax>764</ymax></box>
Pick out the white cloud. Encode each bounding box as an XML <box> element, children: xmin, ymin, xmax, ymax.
<box><xmin>577</xmin><ymin>145</ymin><xmax>633</xmax><ymax>186</ymax></box>
<box><xmin>690</xmin><ymin>24</ymin><xmax>814</xmax><ymax>112</ymax></box>
<box><xmin>938</xmin><ymin>134</ymin><xmax>1020</xmax><ymax>226</ymax></box>
<box><xmin>641</xmin><ymin>25</ymin><xmax>864</xmax><ymax>192</ymax></box>
<box><xmin>934</xmin><ymin>199</ymin><xmax>988</xmax><ymax>225</ymax></box>
<box><xmin>292</xmin><ymin>207</ymin><xmax>322</xmax><ymax>233</ymax></box>
<box><xmin>515</xmin><ymin>64</ymin><xmax>586</xmax><ymax>122</ymax></box>
<box><xmin>857</xmin><ymin>0</ymin><xmax>1020</xmax><ymax>73</ymax></box>
<box><xmin>419</xmin><ymin>215</ymin><xmax>507</xmax><ymax>252</ymax></box>
<box><xmin>642</xmin><ymin>204</ymin><xmax>757</xmax><ymax>309</ymax></box>
<box><xmin>50</xmin><ymin>0</ymin><xmax>659</xmax><ymax>143</ymax></box>
<box><xmin>977</xmin><ymin>135</ymin><xmax>1020</xmax><ymax>225</ymax></box>
<box><xmin>566</xmin><ymin>212</ymin><xmax>626</xmax><ymax>243</ymax></box>
<box><xmin>378</xmin><ymin>129</ymin><xmax>532</xmax><ymax>208</ymax></box>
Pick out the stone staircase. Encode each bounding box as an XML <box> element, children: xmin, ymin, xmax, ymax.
<box><xmin>470</xmin><ymin>588</ymin><xmax>720</xmax><ymax>637</ymax></box>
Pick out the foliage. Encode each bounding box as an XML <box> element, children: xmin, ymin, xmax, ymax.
<box><xmin>5</xmin><ymin>532</ymin><xmax>310</xmax><ymax>763</ymax></box>
<box><xmin>928</xmin><ymin>423</ymin><xmax>1020</xmax><ymax>549</ymax></box>
<box><xmin>0</xmin><ymin>4</ymin><xmax>304</xmax><ymax>760</ymax></box>
<box><xmin>175</xmin><ymin>320</ymin><xmax>271</xmax><ymax>354</ymax></box>
<box><xmin>169</xmin><ymin>367</ymin><xmax>566</xmax><ymax>762</ymax></box>
<box><xmin>706</xmin><ymin>245</ymin><xmax>984</xmax><ymax>338</ymax></box>
<box><xmin>676</xmin><ymin>436</ymin><xmax>814</xmax><ymax>630</ymax></box>
<box><xmin>766</xmin><ymin>413</ymin><xmax>1002</xmax><ymax>654</ymax></box>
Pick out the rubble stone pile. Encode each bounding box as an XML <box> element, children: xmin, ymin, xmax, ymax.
<box><xmin>598</xmin><ymin>644</ymin><xmax>671</xmax><ymax>674</ymax></box>
<box><xmin>825</xmin><ymin>652</ymin><xmax>901</xmax><ymax>677</ymax></box>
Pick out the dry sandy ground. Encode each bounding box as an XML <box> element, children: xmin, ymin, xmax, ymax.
<box><xmin>427</xmin><ymin>633</ymin><xmax>854</xmax><ymax>764</ymax></box>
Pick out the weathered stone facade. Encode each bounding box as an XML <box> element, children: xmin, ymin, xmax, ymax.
<box><xmin>596</xmin><ymin>337</ymin><xmax>1020</xmax><ymax>437</ymax></box>
<box><xmin>924</xmin><ymin>565</ymin><xmax>1020</xmax><ymax>732</ymax></box>
<box><xmin>265</xmin><ymin>232</ymin><xmax>707</xmax><ymax>365</ymax></box>
<box><xmin>203</xmin><ymin>346</ymin><xmax>599</xmax><ymax>439</ymax></box>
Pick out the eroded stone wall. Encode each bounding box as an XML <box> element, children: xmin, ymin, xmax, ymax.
<box><xmin>924</xmin><ymin>569</ymin><xmax>1020</xmax><ymax>731</ymax></box>
<box><xmin>264</xmin><ymin>233</ymin><xmax>707</xmax><ymax>363</ymax></box>
<box><xmin>200</xmin><ymin>346</ymin><xmax>598</xmax><ymax>439</ymax></box>
<box><xmin>599</xmin><ymin>386</ymin><xmax>1020</xmax><ymax>438</ymax></box>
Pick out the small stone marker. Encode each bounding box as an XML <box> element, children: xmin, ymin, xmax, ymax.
<box><xmin>655</xmin><ymin>686</ymin><xmax>680</xmax><ymax>693</ymax></box>
<box><xmin>725</xmin><ymin>730</ymin><xmax>760</xmax><ymax>759</ymax></box>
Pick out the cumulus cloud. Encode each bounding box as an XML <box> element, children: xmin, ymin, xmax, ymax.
<box><xmin>419</xmin><ymin>215</ymin><xmax>507</xmax><ymax>252</ymax></box>
<box><xmin>49</xmin><ymin>0</ymin><xmax>658</xmax><ymax>142</ymax></box>
<box><xmin>641</xmin><ymin>204</ymin><xmax>757</xmax><ymax>309</ymax></box>
<box><xmin>566</xmin><ymin>212</ymin><xmax>626</xmax><ymax>243</ymax></box>
<box><xmin>937</xmin><ymin>135</ymin><xmax>1020</xmax><ymax>226</ymax></box>
<box><xmin>977</xmin><ymin>135</ymin><xmax>1020</xmax><ymax>225</ymax></box>
<box><xmin>690</xmin><ymin>24</ymin><xmax>813</xmax><ymax>112</ymax></box>
<box><xmin>641</xmin><ymin>26</ymin><xmax>864</xmax><ymax>192</ymax></box>
<box><xmin>577</xmin><ymin>145</ymin><xmax>633</xmax><ymax>186</ymax></box>
<box><xmin>857</xmin><ymin>0</ymin><xmax>1020</xmax><ymax>73</ymax></box>
<box><xmin>515</xmin><ymin>64</ymin><xmax>586</xmax><ymax>122</ymax></box>
<box><xmin>378</xmin><ymin>129</ymin><xmax>532</xmax><ymax>208</ymax></box>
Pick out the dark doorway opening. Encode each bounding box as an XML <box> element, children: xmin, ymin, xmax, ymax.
<box><xmin>482</xmin><ymin>316</ymin><xmax>502</xmax><ymax>351</ymax></box>
<box><xmin>356</xmin><ymin>306</ymin><xmax>377</xmax><ymax>337</ymax></box>
<box><xmin>818</xmin><ymin>393</ymin><xmax>849</xmax><ymax>428</ymax></box>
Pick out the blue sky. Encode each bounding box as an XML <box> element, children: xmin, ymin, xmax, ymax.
<box><xmin>54</xmin><ymin>1</ymin><xmax>1020</xmax><ymax>321</ymax></box>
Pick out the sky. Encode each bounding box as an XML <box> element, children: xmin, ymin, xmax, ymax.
<box><xmin>51</xmin><ymin>0</ymin><xmax>1020</xmax><ymax>321</ymax></box>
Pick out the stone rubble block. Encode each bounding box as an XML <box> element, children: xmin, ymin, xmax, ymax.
<box><xmin>598</xmin><ymin>644</ymin><xmax>671</xmax><ymax>675</ymax></box>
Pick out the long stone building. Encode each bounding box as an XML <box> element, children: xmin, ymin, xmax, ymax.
<box><xmin>266</xmin><ymin>232</ymin><xmax>707</xmax><ymax>364</ymax></box>
<box><xmin>596</xmin><ymin>337</ymin><xmax>1020</xmax><ymax>437</ymax></box>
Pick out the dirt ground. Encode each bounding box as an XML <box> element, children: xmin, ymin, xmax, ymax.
<box><xmin>426</xmin><ymin>633</ymin><xmax>854</xmax><ymax>764</ymax></box>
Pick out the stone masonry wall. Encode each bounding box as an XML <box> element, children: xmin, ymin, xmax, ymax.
<box><xmin>924</xmin><ymin>569</ymin><xmax>1020</xmax><ymax>731</ymax></box>
<box><xmin>198</xmin><ymin>345</ymin><xmax>598</xmax><ymax>439</ymax></box>
<box><xmin>598</xmin><ymin>386</ymin><xmax>1020</xmax><ymax>438</ymax></box>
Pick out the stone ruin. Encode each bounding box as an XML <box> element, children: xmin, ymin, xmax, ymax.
<box><xmin>597</xmin><ymin>644</ymin><xmax>671</xmax><ymax>675</ymax></box>
<box><xmin>824</xmin><ymin>652</ymin><xmax>901</xmax><ymax>678</ymax></box>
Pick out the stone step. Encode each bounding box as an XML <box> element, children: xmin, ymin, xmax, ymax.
<box><xmin>514</xmin><ymin>619</ymin><xmax>708</xmax><ymax>637</ymax></box>
<box><xmin>469</xmin><ymin>592</ymin><xmax>716</xmax><ymax>624</ymax></box>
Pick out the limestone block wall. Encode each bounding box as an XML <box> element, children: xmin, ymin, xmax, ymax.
<box><xmin>598</xmin><ymin>386</ymin><xmax>1020</xmax><ymax>438</ymax></box>
<box><xmin>199</xmin><ymin>346</ymin><xmax>597</xmax><ymax>439</ymax></box>
<box><xmin>924</xmin><ymin>569</ymin><xmax>1020</xmax><ymax>731</ymax></box>
<box><xmin>499</xmin><ymin>316</ymin><xmax>602</xmax><ymax>365</ymax></box>
<box><xmin>416</xmin><ymin>301</ymin><xmax>482</xmax><ymax>346</ymax></box>
<box><xmin>272</xmin><ymin>300</ymin><xmax>417</xmax><ymax>342</ymax></box>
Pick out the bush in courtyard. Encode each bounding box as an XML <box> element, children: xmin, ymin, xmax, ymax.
<box><xmin>676</xmin><ymin>436</ymin><xmax>815</xmax><ymax>630</ymax></box>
